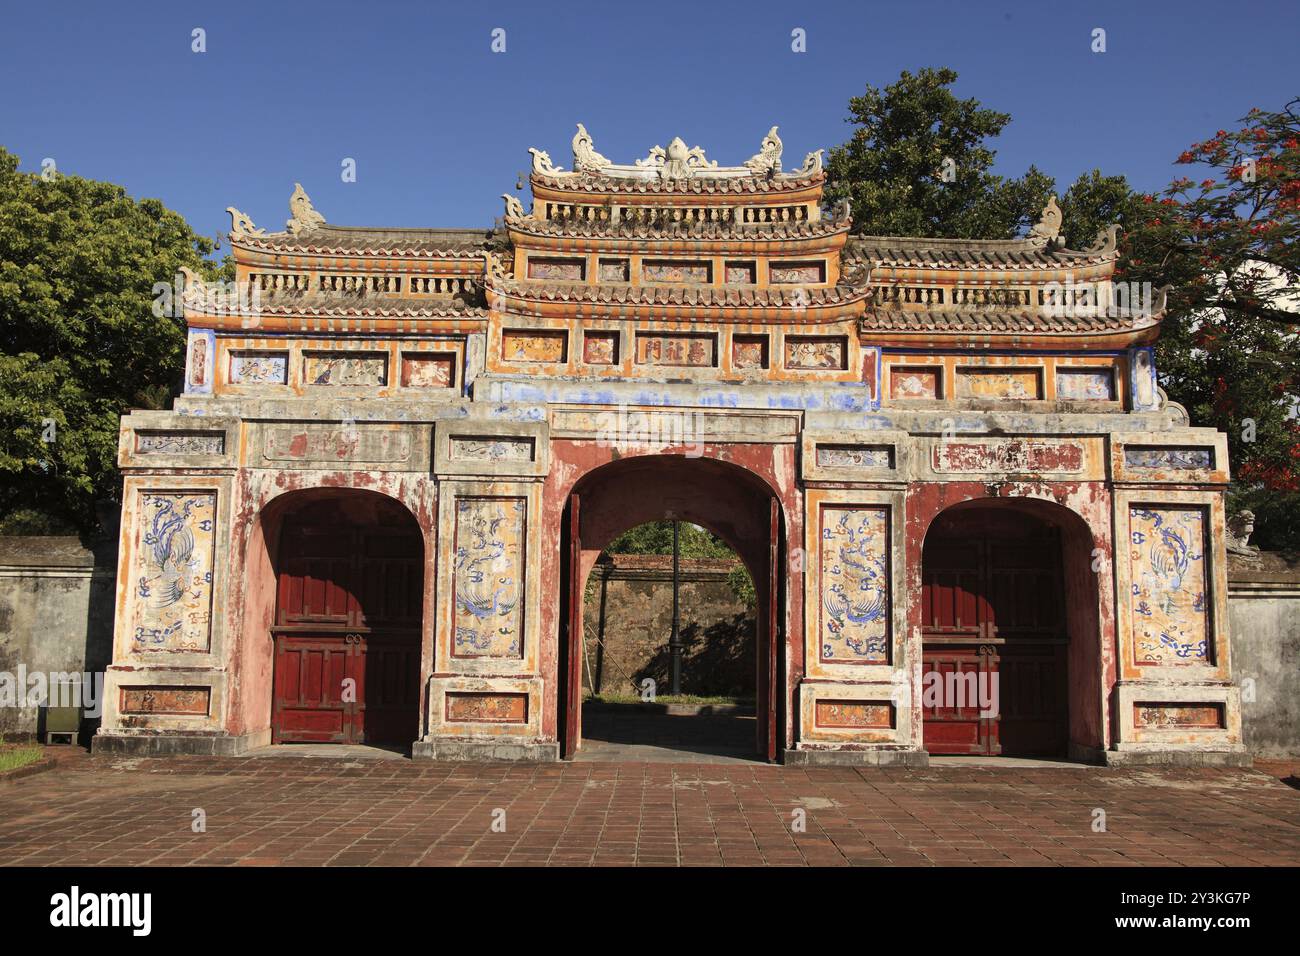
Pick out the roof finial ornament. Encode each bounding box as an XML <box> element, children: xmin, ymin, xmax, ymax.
<box><xmin>1087</xmin><ymin>223</ymin><xmax>1122</xmax><ymax>256</ymax></box>
<box><xmin>795</xmin><ymin>149</ymin><xmax>824</xmax><ymax>177</ymax></box>
<box><xmin>528</xmin><ymin>147</ymin><xmax>564</xmax><ymax>177</ymax></box>
<box><xmin>286</xmin><ymin>183</ymin><xmax>325</xmax><ymax>236</ymax></box>
<box><xmin>501</xmin><ymin>194</ymin><xmax>525</xmax><ymax>219</ymax></box>
<box><xmin>832</xmin><ymin>198</ymin><xmax>851</xmax><ymax>222</ymax></box>
<box><xmin>1029</xmin><ymin>195</ymin><xmax>1062</xmax><ymax>243</ymax></box>
<box><xmin>637</xmin><ymin>137</ymin><xmax>717</xmax><ymax>180</ymax></box>
<box><xmin>745</xmin><ymin>126</ymin><xmax>783</xmax><ymax>176</ymax></box>
<box><xmin>226</xmin><ymin>206</ymin><xmax>265</xmax><ymax>239</ymax></box>
<box><xmin>572</xmin><ymin>123</ymin><xmax>611</xmax><ymax>174</ymax></box>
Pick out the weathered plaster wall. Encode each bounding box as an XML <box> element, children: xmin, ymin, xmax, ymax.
<box><xmin>0</xmin><ymin>537</ymin><xmax>115</xmax><ymax>739</ymax></box>
<box><xmin>1228</xmin><ymin>553</ymin><xmax>1300</xmax><ymax>757</ymax></box>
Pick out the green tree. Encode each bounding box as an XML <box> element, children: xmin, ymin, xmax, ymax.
<box><xmin>0</xmin><ymin>147</ymin><xmax>228</xmax><ymax>533</ymax></box>
<box><xmin>823</xmin><ymin>67</ymin><xmax>1054</xmax><ymax>238</ymax></box>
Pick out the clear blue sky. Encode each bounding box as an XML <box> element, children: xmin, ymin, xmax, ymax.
<box><xmin>2</xmin><ymin>0</ymin><xmax>1297</xmax><ymax>244</ymax></box>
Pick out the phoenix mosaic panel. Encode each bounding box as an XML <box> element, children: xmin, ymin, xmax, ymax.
<box><xmin>452</xmin><ymin>497</ymin><xmax>526</xmax><ymax>658</ymax></box>
<box><xmin>130</xmin><ymin>492</ymin><xmax>217</xmax><ymax>652</ymax></box>
<box><xmin>1128</xmin><ymin>506</ymin><xmax>1210</xmax><ymax>665</ymax></box>
<box><xmin>819</xmin><ymin>506</ymin><xmax>890</xmax><ymax>663</ymax></box>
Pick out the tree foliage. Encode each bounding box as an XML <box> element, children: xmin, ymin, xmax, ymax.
<box><xmin>606</xmin><ymin>521</ymin><xmax>756</xmax><ymax>607</ymax></box>
<box><xmin>823</xmin><ymin>67</ymin><xmax>1054</xmax><ymax>238</ymax></box>
<box><xmin>0</xmin><ymin>147</ymin><xmax>228</xmax><ymax>533</ymax></box>
<box><xmin>824</xmin><ymin>73</ymin><xmax>1299</xmax><ymax>551</ymax></box>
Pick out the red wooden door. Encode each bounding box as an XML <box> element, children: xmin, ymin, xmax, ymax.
<box><xmin>920</xmin><ymin>512</ymin><xmax>1068</xmax><ymax>757</ymax></box>
<box><xmin>272</xmin><ymin>511</ymin><xmax>421</xmax><ymax>745</ymax></box>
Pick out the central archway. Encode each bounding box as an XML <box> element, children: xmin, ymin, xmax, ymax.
<box><xmin>559</xmin><ymin>455</ymin><xmax>784</xmax><ymax>761</ymax></box>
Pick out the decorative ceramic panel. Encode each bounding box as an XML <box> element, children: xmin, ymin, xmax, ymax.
<box><xmin>1124</xmin><ymin>447</ymin><xmax>1214</xmax><ymax>470</ymax></box>
<box><xmin>815</xmin><ymin>445</ymin><xmax>892</xmax><ymax>469</ymax></box>
<box><xmin>527</xmin><ymin>257</ymin><xmax>584</xmax><ymax>281</ymax></box>
<box><xmin>120</xmin><ymin>686</ymin><xmax>210</xmax><ymax>715</ymax></box>
<box><xmin>815</xmin><ymin>700</ymin><xmax>892</xmax><ymax>728</ymax></box>
<box><xmin>770</xmin><ymin>261</ymin><xmax>825</xmax><ymax>284</ymax></box>
<box><xmin>731</xmin><ymin>336</ymin><xmax>767</xmax><ymax>369</ymax></box>
<box><xmin>818</xmin><ymin>506</ymin><xmax>890</xmax><ymax>663</ymax></box>
<box><xmin>263</xmin><ymin>427</ymin><xmax>412</xmax><ymax>463</ymax></box>
<box><xmin>449</xmin><ymin>436</ymin><xmax>534</xmax><ymax>462</ymax></box>
<box><xmin>890</xmin><ymin>366</ymin><xmax>941</xmax><ymax>399</ymax></box>
<box><xmin>446</xmin><ymin>692</ymin><xmax>528</xmax><ymax>723</ymax></box>
<box><xmin>933</xmin><ymin>439</ymin><xmax>1084</xmax><ymax>474</ymax></box>
<box><xmin>303</xmin><ymin>353</ymin><xmax>387</xmax><ymax>386</ymax></box>
<box><xmin>636</xmin><ymin>333</ymin><xmax>715</xmax><ymax>367</ymax></box>
<box><xmin>598</xmin><ymin>259</ymin><xmax>629</xmax><ymax>282</ymax></box>
<box><xmin>583</xmin><ymin>331</ymin><xmax>618</xmax><ymax>365</ymax></box>
<box><xmin>1056</xmin><ymin>367</ymin><xmax>1115</xmax><ymax>400</ymax></box>
<box><xmin>502</xmin><ymin>330</ymin><xmax>567</xmax><ymax>363</ymax></box>
<box><xmin>130</xmin><ymin>492</ymin><xmax>216</xmax><ymax>652</ymax></box>
<box><xmin>229</xmin><ymin>351</ymin><xmax>288</xmax><ymax>385</ymax></box>
<box><xmin>642</xmin><ymin>260</ymin><xmax>710</xmax><ymax>283</ymax></box>
<box><xmin>1128</xmin><ymin>506</ymin><xmax>1210</xmax><ymax>665</ymax></box>
<box><xmin>185</xmin><ymin>329</ymin><xmax>214</xmax><ymax>395</ymax></box>
<box><xmin>725</xmin><ymin>262</ymin><xmax>756</xmax><ymax>284</ymax></box>
<box><xmin>785</xmin><ymin>336</ymin><xmax>845</xmax><ymax>370</ymax></box>
<box><xmin>401</xmin><ymin>353</ymin><xmax>456</xmax><ymax>388</ymax></box>
<box><xmin>453</xmin><ymin>498</ymin><xmax>526</xmax><ymax>658</ymax></box>
<box><xmin>1134</xmin><ymin>703</ymin><xmax>1223</xmax><ymax>729</ymax></box>
<box><xmin>956</xmin><ymin>367</ymin><xmax>1042</xmax><ymax>400</ymax></box>
<box><xmin>135</xmin><ymin>431</ymin><xmax>225</xmax><ymax>455</ymax></box>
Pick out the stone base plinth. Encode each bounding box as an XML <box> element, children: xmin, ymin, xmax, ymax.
<box><xmin>412</xmin><ymin>738</ymin><xmax>559</xmax><ymax>762</ymax></box>
<box><xmin>783</xmin><ymin>747</ymin><xmax>929</xmax><ymax>768</ymax></box>
<box><xmin>91</xmin><ymin>728</ymin><xmax>270</xmax><ymax>757</ymax></box>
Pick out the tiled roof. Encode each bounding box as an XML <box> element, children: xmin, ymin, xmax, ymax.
<box><xmin>505</xmin><ymin>215</ymin><xmax>849</xmax><ymax>241</ymax></box>
<box><xmin>845</xmin><ymin>235</ymin><xmax>1116</xmax><ymax>270</ymax></box>
<box><xmin>862</xmin><ymin>309</ymin><xmax>1157</xmax><ymax>334</ymax></box>
<box><xmin>232</xmin><ymin>225</ymin><xmax>493</xmax><ymax>258</ymax></box>
<box><xmin>531</xmin><ymin>171</ymin><xmax>825</xmax><ymax>195</ymax></box>
<box><xmin>188</xmin><ymin>289</ymin><xmax>487</xmax><ymax>319</ymax></box>
<box><xmin>488</xmin><ymin>276</ymin><xmax>867</xmax><ymax>308</ymax></box>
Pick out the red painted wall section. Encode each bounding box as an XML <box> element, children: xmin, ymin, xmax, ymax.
<box><xmin>904</xmin><ymin>480</ymin><xmax>1117</xmax><ymax>754</ymax></box>
<box><xmin>541</xmin><ymin>442</ymin><xmax>803</xmax><ymax>749</ymax></box>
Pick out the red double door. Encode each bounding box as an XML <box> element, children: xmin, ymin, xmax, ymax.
<box><xmin>920</xmin><ymin>511</ymin><xmax>1069</xmax><ymax>757</ymax></box>
<box><xmin>271</xmin><ymin>518</ymin><xmax>422</xmax><ymax>745</ymax></box>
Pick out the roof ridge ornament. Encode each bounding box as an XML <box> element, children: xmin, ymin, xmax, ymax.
<box><xmin>1029</xmin><ymin>195</ymin><xmax>1062</xmax><ymax>244</ymax></box>
<box><xmin>638</xmin><ymin>137</ymin><xmax>719</xmax><ymax>180</ymax></box>
<box><xmin>501</xmin><ymin>194</ymin><xmax>525</xmax><ymax>219</ymax></box>
<box><xmin>226</xmin><ymin>207</ymin><xmax>265</xmax><ymax>239</ymax></box>
<box><xmin>1087</xmin><ymin>223</ymin><xmax>1122</xmax><ymax>256</ymax></box>
<box><xmin>529</xmin><ymin>147</ymin><xmax>564</xmax><ymax>176</ymax></box>
<box><xmin>744</xmin><ymin>126</ymin><xmax>783</xmax><ymax>176</ymax></box>
<box><xmin>795</xmin><ymin>149</ymin><xmax>824</xmax><ymax>177</ymax></box>
<box><xmin>572</xmin><ymin>124</ymin><xmax>611</xmax><ymax>173</ymax></box>
<box><xmin>286</xmin><ymin>183</ymin><xmax>325</xmax><ymax>236</ymax></box>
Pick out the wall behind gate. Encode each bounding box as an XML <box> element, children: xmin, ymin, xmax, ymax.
<box><xmin>0</xmin><ymin>537</ymin><xmax>116</xmax><ymax>739</ymax></box>
<box><xmin>583</xmin><ymin>554</ymin><xmax>756</xmax><ymax>698</ymax></box>
<box><xmin>1228</xmin><ymin>552</ymin><xmax>1300</xmax><ymax>757</ymax></box>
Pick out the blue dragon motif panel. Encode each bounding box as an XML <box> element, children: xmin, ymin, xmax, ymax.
<box><xmin>130</xmin><ymin>492</ymin><xmax>216</xmax><ymax>651</ymax></box>
<box><xmin>453</xmin><ymin>497</ymin><xmax>525</xmax><ymax>658</ymax></box>
<box><xmin>819</xmin><ymin>506</ymin><xmax>890</xmax><ymax>663</ymax></box>
<box><xmin>1129</xmin><ymin>506</ymin><xmax>1209</xmax><ymax>664</ymax></box>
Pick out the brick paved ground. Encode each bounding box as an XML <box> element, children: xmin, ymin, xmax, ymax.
<box><xmin>1</xmin><ymin>751</ymin><xmax>1298</xmax><ymax>867</ymax></box>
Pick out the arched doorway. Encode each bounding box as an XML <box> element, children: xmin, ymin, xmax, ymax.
<box><xmin>920</xmin><ymin>499</ymin><xmax>1099</xmax><ymax>758</ymax></box>
<box><xmin>267</xmin><ymin>490</ymin><xmax>424</xmax><ymax>746</ymax></box>
<box><xmin>559</xmin><ymin>455</ymin><xmax>783</xmax><ymax>761</ymax></box>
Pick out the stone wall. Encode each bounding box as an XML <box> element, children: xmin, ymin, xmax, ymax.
<box><xmin>0</xmin><ymin>537</ymin><xmax>116</xmax><ymax>740</ymax></box>
<box><xmin>582</xmin><ymin>554</ymin><xmax>757</xmax><ymax>699</ymax></box>
<box><xmin>1228</xmin><ymin>551</ymin><xmax>1300</xmax><ymax>757</ymax></box>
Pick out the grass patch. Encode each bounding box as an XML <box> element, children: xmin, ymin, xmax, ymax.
<box><xmin>0</xmin><ymin>746</ymin><xmax>43</xmax><ymax>773</ymax></box>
